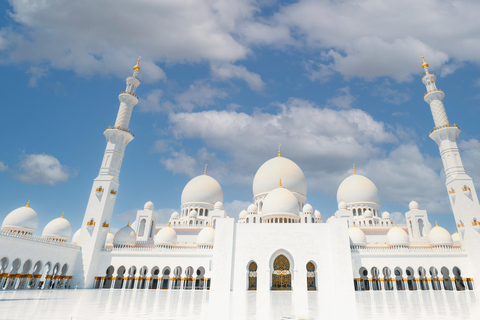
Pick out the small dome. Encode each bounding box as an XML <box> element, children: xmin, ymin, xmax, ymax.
<box><xmin>349</xmin><ymin>225</ymin><xmax>366</xmax><ymax>247</ymax></box>
<box><xmin>338</xmin><ymin>201</ymin><xmax>347</xmax><ymax>210</ymax></box>
<box><xmin>326</xmin><ymin>216</ymin><xmax>336</xmax><ymax>223</ymax></box>
<box><xmin>386</xmin><ymin>226</ymin><xmax>409</xmax><ymax>247</ymax></box>
<box><xmin>253</xmin><ymin>156</ymin><xmax>307</xmax><ymax>198</ymax></box>
<box><xmin>197</xmin><ymin>226</ymin><xmax>215</xmax><ymax>247</ymax></box>
<box><xmin>314</xmin><ymin>210</ymin><xmax>321</xmax><ymax>219</ymax></box>
<box><xmin>303</xmin><ymin>204</ymin><xmax>313</xmax><ymax>214</ymax></box>
<box><xmin>262</xmin><ymin>187</ymin><xmax>300</xmax><ymax>217</ymax></box>
<box><xmin>364</xmin><ymin>209</ymin><xmax>373</xmax><ymax>218</ymax></box>
<box><xmin>337</xmin><ymin>174</ymin><xmax>379</xmax><ymax>205</ymax></box>
<box><xmin>214</xmin><ymin>201</ymin><xmax>223</xmax><ymax>210</ymax></box>
<box><xmin>2</xmin><ymin>203</ymin><xmax>38</xmax><ymax>234</ymax></box>
<box><xmin>71</xmin><ymin>229</ymin><xmax>81</xmax><ymax>245</ymax></box>
<box><xmin>41</xmin><ymin>214</ymin><xmax>72</xmax><ymax>241</ymax></box>
<box><xmin>409</xmin><ymin>201</ymin><xmax>419</xmax><ymax>210</ymax></box>
<box><xmin>105</xmin><ymin>229</ymin><xmax>114</xmax><ymax>247</ymax></box>
<box><xmin>247</xmin><ymin>204</ymin><xmax>258</xmax><ymax>213</ymax></box>
<box><xmin>452</xmin><ymin>231</ymin><xmax>461</xmax><ymax>243</ymax></box>
<box><xmin>155</xmin><ymin>226</ymin><xmax>177</xmax><ymax>246</ymax></box>
<box><xmin>181</xmin><ymin>174</ymin><xmax>223</xmax><ymax>205</ymax></box>
<box><xmin>113</xmin><ymin>224</ymin><xmax>136</xmax><ymax>247</ymax></box>
<box><xmin>428</xmin><ymin>224</ymin><xmax>453</xmax><ymax>247</ymax></box>
<box><xmin>382</xmin><ymin>211</ymin><xmax>391</xmax><ymax>219</ymax></box>
<box><xmin>170</xmin><ymin>212</ymin><xmax>179</xmax><ymax>219</ymax></box>
<box><xmin>144</xmin><ymin>201</ymin><xmax>154</xmax><ymax>210</ymax></box>
<box><xmin>189</xmin><ymin>210</ymin><xmax>197</xmax><ymax>218</ymax></box>
<box><xmin>239</xmin><ymin>210</ymin><xmax>247</xmax><ymax>219</ymax></box>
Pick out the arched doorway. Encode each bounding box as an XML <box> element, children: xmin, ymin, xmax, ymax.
<box><xmin>271</xmin><ymin>254</ymin><xmax>291</xmax><ymax>290</ymax></box>
<box><xmin>248</xmin><ymin>261</ymin><xmax>257</xmax><ymax>290</ymax></box>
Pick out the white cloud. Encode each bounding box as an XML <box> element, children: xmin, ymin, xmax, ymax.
<box><xmin>15</xmin><ymin>153</ymin><xmax>75</xmax><ymax>185</ymax></box>
<box><xmin>223</xmin><ymin>200</ymin><xmax>251</xmax><ymax>219</ymax></box>
<box><xmin>391</xmin><ymin>212</ymin><xmax>406</xmax><ymax>224</ymax></box>
<box><xmin>327</xmin><ymin>87</ymin><xmax>355</xmax><ymax>109</ymax></box>
<box><xmin>211</xmin><ymin>62</ymin><xmax>265</xmax><ymax>91</ymax></box>
<box><xmin>372</xmin><ymin>80</ymin><xmax>411</xmax><ymax>105</ymax></box>
<box><xmin>138</xmin><ymin>89</ymin><xmax>163</xmax><ymax>113</ymax></box>
<box><xmin>160</xmin><ymin>150</ymin><xmax>198</xmax><ymax>177</ymax></box>
<box><xmin>0</xmin><ymin>161</ymin><xmax>8</xmax><ymax>172</ymax></box>
<box><xmin>172</xmin><ymin>80</ymin><xmax>228</xmax><ymax>112</ymax></box>
<box><xmin>27</xmin><ymin>66</ymin><xmax>48</xmax><ymax>87</ymax></box>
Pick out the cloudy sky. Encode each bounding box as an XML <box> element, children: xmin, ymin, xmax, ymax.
<box><xmin>1</xmin><ymin>0</ymin><xmax>480</xmax><ymax>235</ymax></box>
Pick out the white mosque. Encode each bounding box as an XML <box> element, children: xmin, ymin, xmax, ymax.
<box><xmin>1</xmin><ymin>56</ymin><xmax>480</xmax><ymax>298</ymax></box>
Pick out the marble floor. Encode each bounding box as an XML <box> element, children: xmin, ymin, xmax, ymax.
<box><xmin>0</xmin><ymin>289</ymin><xmax>478</xmax><ymax>319</ymax></box>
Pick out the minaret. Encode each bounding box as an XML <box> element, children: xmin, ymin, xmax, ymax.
<box><xmin>76</xmin><ymin>58</ymin><xmax>141</xmax><ymax>288</ymax></box>
<box><xmin>421</xmin><ymin>56</ymin><xmax>480</xmax><ymax>230</ymax></box>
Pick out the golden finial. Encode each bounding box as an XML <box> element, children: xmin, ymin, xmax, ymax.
<box><xmin>353</xmin><ymin>164</ymin><xmax>356</xmax><ymax>175</ymax></box>
<box><xmin>133</xmin><ymin>56</ymin><xmax>141</xmax><ymax>72</ymax></box>
<box><xmin>127</xmin><ymin>221</ymin><xmax>130</xmax><ymax>227</ymax></box>
<box><xmin>422</xmin><ymin>55</ymin><xmax>429</xmax><ymax>69</ymax></box>
<box><xmin>167</xmin><ymin>222</ymin><xmax>170</xmax><ymax>227</ymax></box>
<box><xmin>435</xmin><ymin>221</ymin><xmax>438</xmax><ymax>227</ymax></box>
<box><xmin>25</xmin><ymin>200</ymin><xmax>30</xmax><ymax>207</ymax></box>
<box><xmin>278</xmin><ymin>179</ymin><xmax>285</xmax><ymax>188</ymax></box>
<box><xmin>61</xmin><ymin>212</ymin><xmax>64</xmax><ymax>218</ymax></box>
<box><xmin>278</xmin><ymin>144</ymin><xmax>281</xmax><ymax>157</ymax></box>
<box><xmin>204</xmin><ymin>164</ymin><xmax>207</xmax><ymax>175</ymax></box>
<box><xmin>394</xmin><ymin>222</ymin><xmax>397</xmax><ymax>227</ymax></box>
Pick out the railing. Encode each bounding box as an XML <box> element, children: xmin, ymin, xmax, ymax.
<box><xmin>0</xmin><ymin>229</ymin><xmax>80</xmax><ymax>249</ymax></box>
<box><xmin>424</xmin><ymin>88</ymin><xmax>444</xmax><ymax>97</ymax></box>
<box><xmin>102</xmin><ymin>246</ymin><xmax>213</xmax><ymax>253</ymax></box>
<box><xmin>351</xmin><ymin>246</ymin><xmax>464</xmax><ymax>253</ymax></box>
<box><xmin>429</xmin><ymin>124</ymin><xmax>459</xmax><ymax>135</ymax></box>
<box><xmin>422</xmin><ymin>72</ymin><xmax>435</xmax><ymax>79</ymax></box>
<box><xmin>119</xmin><ymin>91</ymin><xmax>138</xmax><ymax>99</ymax></box>
<box><xmin>105</xmin><ymin>126</ymin><xmax>134</xmax><ymax>137</ymax></box>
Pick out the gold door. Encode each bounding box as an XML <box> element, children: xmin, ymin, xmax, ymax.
<box><xmin>272</xmin><ymin>255</ymin><xmax>291</xmax><ymax>290</ymax></box>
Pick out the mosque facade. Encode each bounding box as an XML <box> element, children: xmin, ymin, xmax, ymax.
<box><xmin>1</xmin><ymin>57</ymin><xmax>480</xmax><ymax>297</ymax></box>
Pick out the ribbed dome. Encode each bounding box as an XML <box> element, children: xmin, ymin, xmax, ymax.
<box><xmin>314</xmin><ymin>210</ymin><xmax>321</xmax><ymax>219</ymax></box>
<box><xmin>337</xmin><ymin>174</ymin><xmax>379</xmax><ymax>205</ymax></box>
<box><xmin>155</xmin><ymin>226</ymin><xmax>177</xmax><ymax>246</ymax></box>
<box><xmin>451</xmin><ymin>231</ymin><xmax>461</xmax><ymax>243</ymax></box>
<box><xmin>386</xmin><ymin>226</ymin><xmax>409</xmax><ymax>247</ymax></box>
<box><xmin>409</xmin><ymin>201</ymin><xmax>419</xmax><ymax>210</ymax></box>
<box><xmin>349</xmin><ymin>226</ymin><xmax>366</xmax><ymax>247</ymax></box>
<box><xmin>253</xmin><ymin>156</ymin><xmax>306</xmax><ymax>198</ymax></box>
<box><xmin>105</xmin><ymin>230</ymin><xmax>114</xmax><ymax>247</ymax></box>
<box><xmin>170</xmin><ymin>212</ymin><xmax>179</xmax><ymax>219</ymax></box>
<box><xmin>197</xmin><ymin>226</ymin><xmax>215</xmax><ymax>247</ymax></box>
<box><xmin>71</xmin><ymin>229</ymin><xmax>81</xmax><ymax>245</ymax></box>
<box><xmin>113</xmin><ymin>225</ymin><xmax>136</xmax><ymax>247</ymax></box>
<box><xmin>41</xmin><ymin>214</ymin><xmax>72</xmax><ymax>241</ymax></box>
<box><xmin>247</xmin><ymin>204</ymin><xmax>258</xmax><ymax>213</ymax></box>
<box><xmin>262</xmin><ymin>187</ymin><xmax>300</xmax><ymax>217</ymax></box>
<box><xmin>428</xmin><ymin>225</ymin><xmax>453</xmax><ymax>247</ymax></box>
<box><xmin>144</xmin><ymin>201</ymin><xmax>154</xmax><ymax>210</ymax></box>
<box><xmin>181</xmin><ymin>174</ymin><xmax>223</xmax><ymax>205</ymax></box>
<box><xmin>239</xmin><ymin>210</ymin><xmax>247</xmax><ymax>219</ymax></box>
<box><xmin>2</xmin><ymin>204</ymin><xmax>38</xmax><ymax>234</ymax></box>
<box><xmin>214</xmin><ymin>201</ymin><xmax>223</xmax><ymax>210</ymax></box>
<box><xmin>382</xmin><ymin>211</ymin><xmax>391</xmax><ymax>219</ymax></box>
<box><xmin>303</xmin><ymin>203</ymin><xmax>313</xmax><ymax>214</ymax></box>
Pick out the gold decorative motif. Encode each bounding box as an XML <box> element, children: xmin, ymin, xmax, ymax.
<box><xmin>448</xmin><ymin>189</ymin><xmax>455</xmax><ymax>194</ymax></box>
<box><xmin>204</xmin><ymin>164</ymin><xmax>207</xmax><ymax>175</ymax></box>
<box><xmin>87</xmin><ymin>219</ymin><xmax>95</xmax><ymax>226</ymax></box>
<box><xmin>422</xmin><ymin>55</ymin><xmax>429</xmax><ymax>69</ymax></box>
<box><xmin>462</xmin><ymin>186</ymin><xmax>471</xmax><ymax>192</ymax></box>
<box><xmin>278</xmin><ymin>144</ymin><xmax>281</xmax><ymax>157</ymax></box>
<box><xmin>278</xmin><ymin>179</ymin><xmax>284</xmax><ymax>188</ymax></box>
<box><xmin>272</xmin><ymin>254</ymin><xmax>291</xmax><ymax>290</ymax></box>
<box><xmin>96</xmin><ymin>187</ymin><xmax>104</xmax><ymax>193</ymax></box>
<box><xmin>102</xmin><ymin>222</ymin><xmax>109</xmax><ymax>228</ymax></box>
<box><xmin>110</xmin><ymin>190</ymin><xmax>117</xmax><ymax>195</ymax></box>
<box><xmin>133</xmin><ymin>56</ymin><xmax>141</xmax><ymax>72</ymax></box>
<box><xmin>353</xmin><ymin>164</ymin><xmax>356</xmax><ymax>175</ymax></box>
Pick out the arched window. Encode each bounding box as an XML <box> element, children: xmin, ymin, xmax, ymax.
<box><xmin>305</xmin><ymin>217</ymin><xmax>307</xmax><ymax>223</ymax></box>
<box><xmin>306</xmin><ymin>262</ymin><xmax>316</xmax><ymax>291</ymax></box>
<box><xmin>205</xmin><ymin>209</ymin><xmax>209</xmax><ymax>217</ymax></box>
<box><xmin>138</xmin><ymin>219</ymin><xmax>146</xmax><ymax>237</ymax></box>
<box><xmin>253</xmin><ymin>217</ymin><xmax>256</xmax><ymax>223</ymax></box>
<box><xmin>248</xmin><ymin>262</ymin><xmax>257</xmax><ymax>290</ymax></box>
<box><xmin>353</xmin><ymin>209</ymin><xmax>357</xmax><ymax>216</ymax></box>
<box><xmin>418</xmin><ymin>219</ymin><xmax>424</xmax><ymax>237</ymax></box>
<box><xmin>199</xmin><ymin>209</ymin><xmax>204</xmax><ymax>216</ymax></box>
<box><xmin>271</xmin><ymin>255</ymin><xmax>291</xmax><ymax>290</ymax></box>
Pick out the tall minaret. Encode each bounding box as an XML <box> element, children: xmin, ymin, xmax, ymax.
<box><xmin>76</xmin><ymin>58</ymin><xmax>141</xmax><ymax>288</ymax></box>
<box><xmin>421</xmin><ymin>56</ymin><xmax>480</xmax><ymax>230</ymax></box>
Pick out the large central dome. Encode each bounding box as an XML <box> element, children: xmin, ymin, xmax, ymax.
<box><xmin>337</xmin><ymin>173</ymin><xmax>379</xmax><ymax>205</ymax></box>
<box><xmin>181</xmin><ymin>174</ymin><xmax>223</xmax><ymax>205</ymax></box>
<box><xmin>253</xmin><ymin>156</ymin><xmax>307</xmax><ymax>198</ymax></box>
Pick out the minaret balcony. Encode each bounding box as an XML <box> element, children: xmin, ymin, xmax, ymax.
<box><xmin>105</xmin><ymin>126</ymin><xmax>135</xmax><ymax>137</ymax></box>
<box><xmin>429</xmin><ymin>124</ymin><xmax>459</xmax><ymax>135</ymax></box>
<box><xmin>119</xmin><ymin>91</ymin><xmax>138</xmax><ymax>99</ymax></box>
<box><xmin>424</xmin><ymin>88</ymin><xmax>443</xmax><ymax>97</ymax></box>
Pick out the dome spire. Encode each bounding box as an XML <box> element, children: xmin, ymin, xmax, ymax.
<box><xmin>127</xmin><ymin>221</ymin><xmax>130</xmax><ymax>227</ymax></box>
<box><xmin>278</xmin><ymin>178</ymin><xmax>284</xmax><ymax>188</ymax></box>
<box><xmin>25</xmin><ymin>200</ymin><xmax>30</xmax><ymax>207</ymax></box>
<box><xmin>353</xmin><ymin>164</ymin><xmax>356</xmax><ymax>175</ymax></box>
<box><xmin>278</xmin><ymin>144</ymin><xmax>281</xmax><ymax>157</ymax></box>
<box><xmin>204</xmin><ymin>164</ymin><xmax>207</xmax><ymax>175</ymax></box>
<box><xmin>61</xmin><ymin>212</ymin><xmax>64</xmax><ymax>218</ymax></box>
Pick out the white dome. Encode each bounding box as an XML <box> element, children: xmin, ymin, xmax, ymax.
<box><xmin>262</xmin><ymin>187</ymin><xmax>300</xmax><ymax>217</ymax></box>
<box><xmin>314</xmin><ymin>210</ymin><xmax>321</xmax><ymax>219</ymax></box>
<box><xmin>386</xmin><ymin>226</ymin><xmax>409</xmax><ymax>247</ymax></box>
<box><xmin>409</xmin><ymin>201</ymin><xmax>419</xmax><ymax>210</ymax></box>
<box><xmin>364</xmin><ymin>209</ymin><xmax>373</xmax><ymax>218</ymax></box>
<box><xmin>247</xmin><ymin>204</ymin><xmax>258</xmax><ymax>213</ymax></box>
<box><xmin>214</xmin><ymin>201</ymin><xmax>223</xmax><ymax>210</ymax></box>
<box><xmin>170</xmin><ymin>212</ymin><xmax>179</xmax><ymax>219</ymax></box>
<box><xmin>71</xmin><ymin>229</ymin><xmax>81</xmax><ymax>245</ymax></box>
<box><xmin>382</xmin><ymin>211</ymin><xmax>391</xmax><ymax>219</ymax></box>
<box><xmin>41</xmin><ymin>214</ymin><xmax>72</xmax><ymax>241</ymax></box>
<box><xmin>113</xmin><ymin>225</ymin><xmax>136</xmax><ymax>247</ymax></box>
<box><xmin>428</xmin><ymin>225</ymin><xmax>453</xmax><ymax>247</ymax></box>
<box><xmin>239</xmin><ymin>210</ymin><xmax>247</xmax><ymax>219</ymax></box>
<box><xmin>181</xmin><ymin>174</ymin><xmax>223</xmax><ymax>205</ymax></box>
<box><xmin>452</xmin><ymin>231</ymin><xmax>461</xmax><ymax>243</ymax></box>
<box><xmin>349</xmin><ymin>225</ymin><xmax>366</xmax><ymax>247</ymax></box>
<box><xmin>303</xmin><ymin>204</ymin><xmax>313</xmax><ymax>214</ymax></box>
<box><xmin>338</xmin><ymin>201</ymin><xmax>347</xmax><ymax>210</ymax></box>
<box><xmin>326</xmin><ymin>216</ymin><xmax>336</xmax><ymax>223</ymax></box>
<box><xmin>337</xmin><ymin>174</ymin><xmax>379</xmax><ymax>205</ymax></box>
<box><xmin>253</xmin><ymin>156</ymin><xmax>307</xmax><ymax>198</ymax></box>
<box><xmin>189</xmin><ymin>210</ymin><xmax>197</xmax><ymax>218</ymax></box>
<box><xmin>155</xmin><ymin>226</ymin><xmax>177</xmax><ymax>246</ymax></box>
<box><xmin>197</xmin><ymin>226</ymin><xmax>215</xmax><ymax>246</ymax></box>
<box><xmin>144</xmin><ymin>201</ymin><xmax>154</xmax><ymax>210</ymax></box>
<box><xmin>105</xmin><ymin>230</ymin><xmax>114</xmax><ymax>247</ymax></box>
<box><xmin>2</xmin><ymin>204</ymin><xmax>38</xmax><ymax>234</ymax></box>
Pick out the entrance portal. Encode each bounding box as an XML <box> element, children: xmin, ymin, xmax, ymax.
<box><xmin>271</xmin><ymin>254</ymin><xmax>291</xmax><ymax>290</ymax></box>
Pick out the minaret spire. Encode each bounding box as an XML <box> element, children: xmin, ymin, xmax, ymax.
<box><xmin>421</xmin><ymin>56</ymin><xmax>480</xmax><ymax>230</ymax></box>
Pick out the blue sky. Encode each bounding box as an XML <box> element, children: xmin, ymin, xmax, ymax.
<box><xmin>1</xmin><ymin>0</ymin><xmax>480</xmax><ymax>235</ymax></box>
